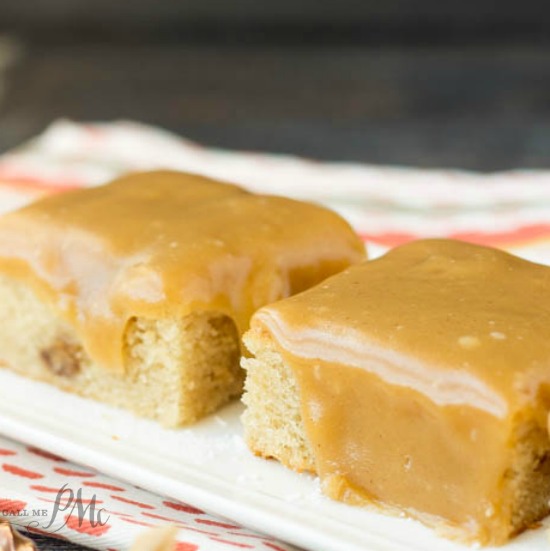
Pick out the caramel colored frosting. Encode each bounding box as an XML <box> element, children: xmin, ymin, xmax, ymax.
<box><xmin>0</xmin><ymin>170</ymin><xmax>365</xmax><ymax>371</ymax></box>
<box><xmin>252</xmin><ymin>239</ymin><xmax>550</xmax><ymax>542</ymax></box>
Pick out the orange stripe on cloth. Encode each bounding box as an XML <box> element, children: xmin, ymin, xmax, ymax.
<box><xmin>360</xmin><ymin>223</ymin><xmax>550</xmax><ymax>249</ymax></box>
<box><xmin>0</xmin><ymin>174</ymin><xmax>84</xmax><ymax>194</ymax></box>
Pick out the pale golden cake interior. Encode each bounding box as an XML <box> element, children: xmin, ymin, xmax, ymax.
<box><xmin>242</xmin><ymin>328</ymin><xmax>315</xmax><ymax>473</ymax></box>
<box><xmin>242</xmin><ymin>239</ymin><xmax>550</xmax><ymax>545</ymax></box>
<box><xmin>0</xmin><ymin>273</ymin><xmax>243</xmax><ymax>426</ymax></box>
<box><xmin>0</xmin><ymin>170</ymin><xmax>365</xmax><ymax>425</ymax></box>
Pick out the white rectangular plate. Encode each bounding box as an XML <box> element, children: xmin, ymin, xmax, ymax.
<box><xmin>0</xmin><ymin>369</ymin><xmax>548</xmax><ymax>551</ymax></box>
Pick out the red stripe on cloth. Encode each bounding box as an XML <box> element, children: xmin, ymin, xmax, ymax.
<box><xmin>141</xmin><ymin>512</ymin><xmax>188</xmax><ymax>525</ymax></box>
<box><xmin>209</xmin><ymin>537</ymin><xmax>254</xmax><ymax>549</ymax></box>
<box><xmin>103</xmin><ymin>510</ymin><xmax>134</xmax><ymax>518</ymax></box>
<box><xmin>0</xmin><ymin>449</ymin><xmax>16</xmax><ymax>456</ymax></box>
<box><xmin>359</xmin><ymin>231</ymin><xmax>415</xmax><ymax>247</ymax></box>
<box><xmin>27</xmin><ymin>447</ymin><xmax>65</xmax><ymax>462</ymax></box>
<box><xmin>0</xmin><ymin>499</ymin><xmax>27</xmax><ymax>515</ymax></box>
<box><xmin>451</xmin><ymin>223</ymin><xmax>550</xmax><ymax>246</ymax></box>
<box><xmin>228</xmin><ymin>532</ymin><xmax>276</xmax><ymax>541</ymax></box>
<box><xmin>172</xmin><ymin>525</ymin><xmax>219</xmax><ymax>536</ymax></box>
<box><xmin>53</xmin><ymin>467</ymin><xmax>96</xmax><ymax>477</ymax></box>
<box><xmin>64</xmin><ymin>514</ymin><xmax>111</xmax><ymax>536</ymax></box>
<box><xmin>110</xmin><ymin>495</ymin><xmax>154</xmax><ymax>509</ymax></box>
<box><xmin>0</xmin><ymin>169</ymin><xmax>84</xmax><ymax>193</ymax></box>
<box><xmin>2</xmin><ymin>464</ymin><xmax>44</xmax><ymax>479</ymax></box>
<box><xmin>175</xmin><ymin>543</ymin><xmax>199</xmax><ymax>551</ymax></box>
<box><xmin>163</xmin><ymin>500</ymin><xmax>204</xmax><ymax>514</ymax></box>
<box><xmin>83</xmin><ymin>125</ymin><xmax>107</xmax><ymax>140</ymax></box>
<box><xmin>30</xmin><ymin>485</ymin><xmax>66</xmax><ymax>493</ymax></box>
<box><xmin>0</xmin><ymin>178</ymin><xmax>80</xmax><ymax>194</ymax></box>
<box><xmin>82</xmin><ymin>481</ymin><xmax>125</xmax><ymax>492</ymax></box>
<box><xmin>263</xmin><ymin>543</ymin><xmax>291</xmax><ymax>551</ymax></box>
<box><xmin>196</xmin><ymin>518</ymin><xmax>241</xmax><ymax>529</ymax></box>
<box><xmin>119</xmin><ymin>517</ymin><xmax>154</xmax><ymax>528</ymax></box>
<box><xmin>182</xmin><ymin>526</ymin><xmax>219</xmax><ymax>536</ymax></box>
<box><xmin>360</xmin><ymin>223</ymin><xmax>550</xmax><ymax>248</ymax></box>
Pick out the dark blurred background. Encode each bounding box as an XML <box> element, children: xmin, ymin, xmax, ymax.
<box><xmin>1</xmin><ymin>2</ymin><xmax>550</xmax><ymax>169</ymax></box>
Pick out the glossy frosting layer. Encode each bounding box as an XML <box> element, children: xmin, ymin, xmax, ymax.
<box><xmin>252</xmin><ymin>239</ymin><xmax>550</xmax><ymax>541</ymax></box>
<box><xmin>0</xmin><ymin>170</ymin><xmax>365</xmax><ymax>371</ymax></box>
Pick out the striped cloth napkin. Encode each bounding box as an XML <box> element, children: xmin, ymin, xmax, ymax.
<box><xmin>0</xmin><ymin>119</ymin><xmax>548</xmax><ymax>551</ymax></box>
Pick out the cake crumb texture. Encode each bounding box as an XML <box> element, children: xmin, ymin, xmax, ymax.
<box><xmin>0</xmin><ymin>273</ymin><xmax>242</xmax><ymax>426</ymax></box>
